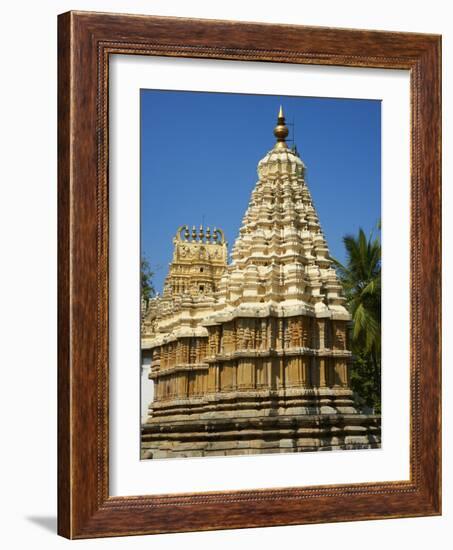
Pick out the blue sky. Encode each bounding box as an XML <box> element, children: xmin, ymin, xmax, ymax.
<box><xmin>141</xmin><ymin>90</ymin><xmax>381</xmax><ymax>293</ymax></box>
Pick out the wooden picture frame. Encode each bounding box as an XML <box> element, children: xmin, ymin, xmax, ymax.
<box><xmin>58</xmin><ymin>10</ymin><xmax>441</xmax><ymax>539</ymax></box>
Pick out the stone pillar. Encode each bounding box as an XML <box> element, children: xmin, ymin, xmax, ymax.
<box><xmin>316</xmin><ymin>319</ymin><xmax>325</xmax><ymax>349</ymax></box>
<box><xmin>207</xmin><ymin>365</ymin><xmax>216</xmax><ymax>393</ymax></box>
<box><xmin>310</xmin><ymin>356</ymin><xmax>318</xmax><ymax>387</ymax></box>
<box><xmin>301</xmin><ymin>356</ymin><xmax>310</xmax><ymax>387</ymax></box>
<box><xmin>336</xmin><ymin>360</ymin><xmax>348</xmax><ymax>387</ymax></box>
<box><xmin>215</xmin><ymin>364</ymin><xmax>220</xmax><ymax>392</ymax></box>
<box><xmin>319</xmin><ymin>357</ymin><xmax>327</xmax><ymax>388</ymax></box>
<box><xmin>181</xmin><ymin>372</ymin><xmax>188</xmax><ymax>397</ymax></box>
<box><xmin>221</xmin><ymin>362</ymin><xmax>234</xmax><ymax>391</ymax></box>
<box><xmin>279</xmin><ymin>357</ymin><xmax>285</xmax><ymax>389</ymax></box>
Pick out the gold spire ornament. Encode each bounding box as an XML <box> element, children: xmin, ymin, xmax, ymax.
<box><xmin>273</xmin><ymin>105</ymin><xmax>289</xmax><ymax>149</ymax></box>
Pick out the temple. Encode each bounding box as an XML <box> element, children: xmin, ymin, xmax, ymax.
<box><xmin>141</xmin><ymin>107</ymin><xmax>381</xmax><ymax>458</ymax></box>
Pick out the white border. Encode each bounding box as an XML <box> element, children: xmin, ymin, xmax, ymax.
<box><xmin>109</xmin><ymin>55</ymin><xmax>410</xmax><ymax>496</ymax></box>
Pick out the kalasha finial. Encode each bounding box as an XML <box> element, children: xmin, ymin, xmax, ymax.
<box><xmin>273</xmin><ymin>105</ymin><xmax>289</xmax><ymax>149</ymax></box>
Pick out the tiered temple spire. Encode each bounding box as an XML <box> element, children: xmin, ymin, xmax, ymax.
<box><xmin>210</xmin><ymin>106</ymin><xmax>345</xmax><ymax>316</ymax></box>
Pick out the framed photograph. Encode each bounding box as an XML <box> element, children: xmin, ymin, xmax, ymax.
<box><xmin>58</xmin><ymin>11</ymin><xmax>441</xmax><ymax>538</ymax></box>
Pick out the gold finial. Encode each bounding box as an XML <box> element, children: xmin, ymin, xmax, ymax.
<box><xmin>273</xmin><ymin>105</ymin><xmax>288</xmax><ymax>149</ymax></box>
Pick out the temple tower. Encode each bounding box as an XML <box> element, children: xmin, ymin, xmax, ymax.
<box><xmin>162</xmin><ymin>225</ymin><xmax>227</xmax><ymax>300</ymax></box>
<box><xmin>141</xmin><ymin>107</ymin><xmax>381</xmax><ymax>459</ymax></box>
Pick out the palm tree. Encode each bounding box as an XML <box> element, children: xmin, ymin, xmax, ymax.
<box><xmin>332</xmin><ymin>227</ymin><xmax>381</xmax><ymax>412</ymax></box>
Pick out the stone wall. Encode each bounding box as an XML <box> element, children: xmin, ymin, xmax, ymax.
<box><xmin>146</xmin><ymin>316</ymin><xmax>351</xmax><ymax>407</ymax></box>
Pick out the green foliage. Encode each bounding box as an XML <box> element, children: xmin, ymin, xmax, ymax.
<box><xmin>141</xmin><ymin>257</ymin><xmax>155</xmax><ymax>305</ymax></box>
<box><xmin>332</xmin><ymin>226</ymin><xmax>381</xmax><ymax>414</ymax></box>
<box><xmin>349</xmin><ymin>351</ymin><xmax>381</xmax><ymax>414</ymax></box>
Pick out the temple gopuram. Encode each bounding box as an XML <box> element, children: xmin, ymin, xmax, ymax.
<box><xmin>141</xmin><ymin>107</ymin><xmax>381</xmax><ymax>459</ymax></box>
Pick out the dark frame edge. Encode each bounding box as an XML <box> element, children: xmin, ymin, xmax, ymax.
<box><xmin>57</xmin><ymin>10</ymin><xmax>442</xmax><ymax>539</ymax></box>
<box><xmin>57</xmin><ymin>10</ymin><xmax>72</xmax><ymax>540</ymax></box>
<box><xmin>419</xmin><ymin>33</ymin><xmax>442</xmax><ymax>516</ymax></box>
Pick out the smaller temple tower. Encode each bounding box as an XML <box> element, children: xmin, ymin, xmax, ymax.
<box><xmin>141</xmin><ymin>225</ymin><xmax>228</xmax><ymax>355</ymax></box>
<box><xmin>162</xmin><ymin>225</ymin><xmax>228</xmax><ymax>299</ymax></box>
